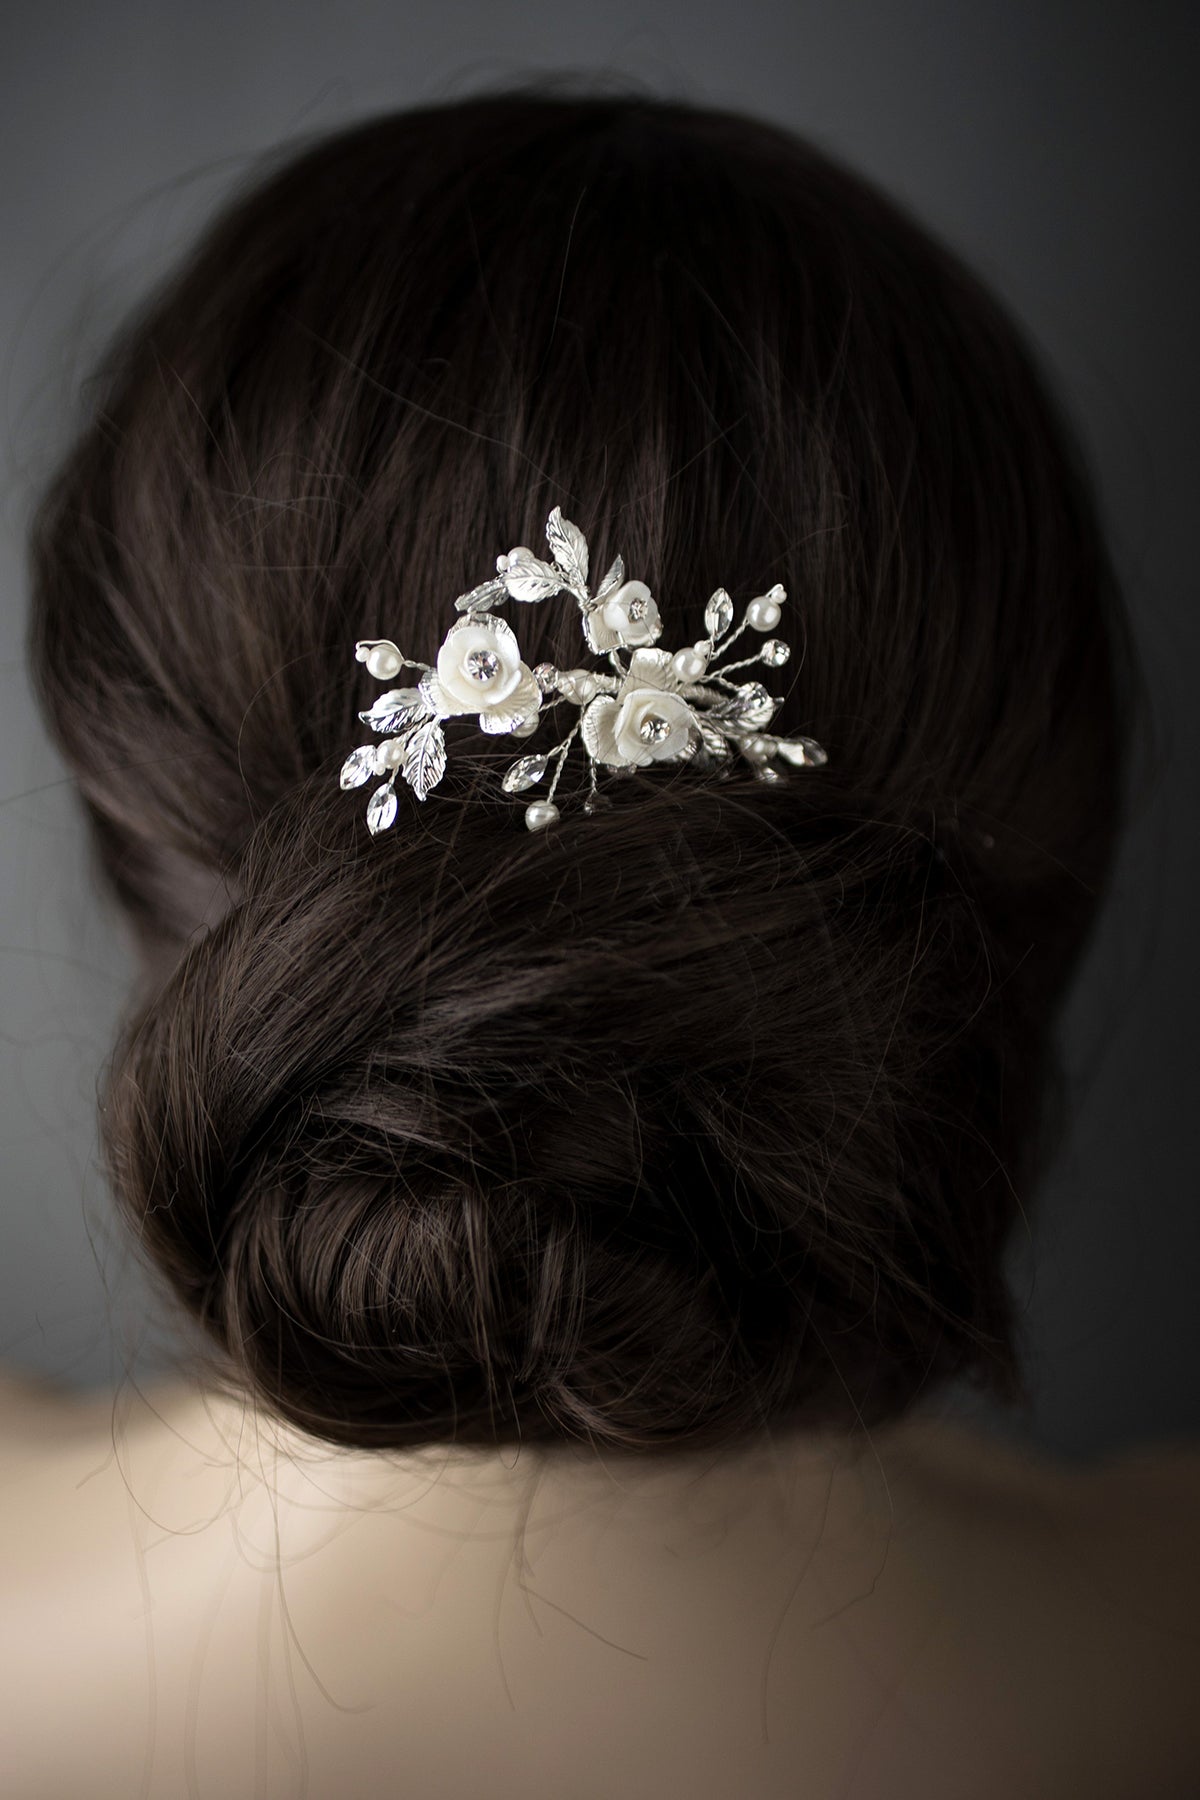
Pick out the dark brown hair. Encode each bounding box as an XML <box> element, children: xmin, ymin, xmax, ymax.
<box><xmin>26</xmin><ymin>89</ymin><xmax>1131</xmax><ymax>1455</ymax></box>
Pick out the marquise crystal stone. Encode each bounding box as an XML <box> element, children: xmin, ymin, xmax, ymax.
<box><xmin>774</xmin><ymin>736</ymin><xmax>828</xmax><ymax>767</ymax></box>
<box><xmin>366</xmin><ymin>782</ymin><xmax>398</xmax><ymax>833</ymax></box>
<box><xmin>704</xmin><ymin>588</ymin><xmax>734</xmax><ymax>639</ymax></box>
<box><xmin>502</xmin><ymin>753</ymin><xmax>549</xmax><ymax>792</ymax></box>
<box><xmin>340</xmin><ymin>744</ymin><xmax>380</xmax><ymax>788</ymax></box>
<box><xmin>731</xmin><ymin>682</ymin><xmax>775</xmax><ymax>724</ymax></box>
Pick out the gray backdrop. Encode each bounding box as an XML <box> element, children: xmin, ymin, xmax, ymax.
<box><xmin>2</xmin><ymin>1</ymin><xmax>1196</xmax><ymax>1457</ymax></box>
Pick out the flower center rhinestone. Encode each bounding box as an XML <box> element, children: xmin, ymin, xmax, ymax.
<box><xmin>638</xmin><ymin>712</ymin><xmax>671</xmax><ymax>743</ymax></box>
<box><xmin>465</xmin><ymin>648</ymin><xmax>501</xmax><ymax>682</ymax></box>
<box><xmin>626</xmin><ymin>597</ymin><xmax>648</xmax><ymax>621</ymax></box>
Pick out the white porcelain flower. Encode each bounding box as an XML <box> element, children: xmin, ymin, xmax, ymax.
<box><xmin>345</xmin><ymin>505</ymin><xmax>824</xmax><ymax>836</ymax></box>
<box><xmin>579</xmin><ymin>647</ymin><xmax>698</xmax><ymax>767</ymax></box>
<box><xmin>582</xmin><ymin>579</ymin><xmax>663</xmax><ymax>654</ymax></box>
<box><xmin>425</xmin><ymin>613</ymin><xmax>542</xmax><ymax>733</ymax></box>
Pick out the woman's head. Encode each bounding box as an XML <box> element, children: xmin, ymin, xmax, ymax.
<box><xmin>27</xmin><ymin>90</ymin><xmax>1129</xmax><ymax>1454</ymax></box>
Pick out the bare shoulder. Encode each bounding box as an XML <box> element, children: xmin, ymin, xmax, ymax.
<box><xmin>889</xmin><ymin>1407</ymin><xmax>1200</xmax><ymax>1496</ymax></box>
<box><xmin>893</xmin><ymin>1410</ymin><xmax>1200</xmax><ymax>1593</ymax></box>
<box><xmin>876</xmin><ymin>1413</ymin><xmax>1200</xmax><ymax>1797</ymax></box>
<box><xmin>1057</xmin><ymin>1431</ymin><xmax>1200</xmax><ymax>1638</ymax></box>
<box><xmin>916</xmin><ymin>1413</ymin><xmax>1200</xmax><ymax>1537</ymax></box>
<box><xmin>1081</xmin><ymin>1429</ymin><xmax>1200</xmax><ymax>1503</ymax></box>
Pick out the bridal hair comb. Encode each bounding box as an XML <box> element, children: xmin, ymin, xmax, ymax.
<box><xmin>340</xmin><ymin>507</ymin><xmax>828</xmax><ymax>833</ymax></box>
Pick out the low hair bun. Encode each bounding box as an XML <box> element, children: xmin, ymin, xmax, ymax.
<box><xmin>98</xmin><ymin>772</ymin><xmax>1027</xmax><ymax>1452</ymax></box>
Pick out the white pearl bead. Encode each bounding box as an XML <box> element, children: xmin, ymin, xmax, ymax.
<box><xmin>671</xmin><ymin>646</ymin><xmax>708</xmax><ymax>682</ymax></box>
<box><xmin>745</xmin><ymin>597</ymin><xmax>782</xmax><ymax>632</ymax></box>
<box><xmin>377</xmin><ymin>738</ymin><xmax>405</xmax><ymax>770</ymax></box>
<box><xmin>366</xmin><ymin>644</ymin><xmax>403</xmax><ymax>679</ymax></box>
<box><xmin>511</xmin><ymin>715</ymin><xmax>539</xmax><ymax>738</ymax></box>
<box><xmin>558</xmin><ymin>669</ymin><xmax>597</xmax><ymax>703</ymax></box>
<box><xmin>525</xmin><ymin>800</ymin><xmax>560</xmax><ymax>831</ymax></box>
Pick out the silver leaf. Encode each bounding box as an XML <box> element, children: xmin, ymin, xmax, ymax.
<box><xmin>358</xmin><ymin>686</ymin><xmax>432</xmax><ymax>734</ymax></box>
<box><xmin>704</xmin><ymin>588</ymin><xmax>734</xmax><ymax>639</ymax></box>
<box><xmin>707</xmin><ymin>681</ymin><xmax>776</xmax><ymax>727</ymax></box>
<box><xmin>581</xmin><ymin>604</ymin><xmax>621</xmax><ymax>656</ymax></box>
<box><xmin>479</xmin><ymin>703</ymin><xmax>536</xmax><ymax>735</ymax></box>
<box><xmin>366</xmin><ymin>781</ymin><xmax>398</xmax><ymax>834</ymax></box>
<box><xmin>697</xmin><ymin>720</ymin><xmax>732</xmax><ymax>760</ymax></box>
<box><xmin>401</xmin><ymin>716</ymin><xmax>447</xmax><ymax>801</ymax></box>
<box><xmin>774</xmin><ymin>735</ymin><xmax>828</xmax><ymax>767</ymax></box>
<box><xmin>340</xmin><ymin>744</ymin><xmax>381</xmax><ymax>788</ymax></box>
<box><xmin>453</xmin><ymin>575</ymin><xmax>508</xmax><ymax>614</ymax></box>
<box><xmin>593</xmin><ymin>555</ymin><xmax>624</xmax><ymax>602</ymax></box>
<box><xmin>359</xmin><ymin>683</ymin><xmax>419</xmax><ymax>714</ymax></box>
<box><xmin>545</xmin><ymin>507</ymin><xmax>589</xmax><ymax>591</ymax></box>
<box><xmin>625</xmin><ymin>646</ymin><xmax>676</xmax><ymax>689</ymax></box>
<box><xmin>502</xmin><ymin>557</ymin><xmax>566</xmax><ymax>603</ymax></box>
<box><xmin>501</xmin><ymin>753</ymin><xmax>549</xmax><ymax>793</ymax></box>
<box><xmin>419</xmin><ymin>667</ymin><xmax>448</xmax><ymax>716</ymax></box>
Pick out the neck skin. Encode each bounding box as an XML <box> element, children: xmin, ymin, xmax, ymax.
<box><xmin>126</xmin><ymin>1372</ymin><xmax>971</xmax><ymax>1588</ymax></box>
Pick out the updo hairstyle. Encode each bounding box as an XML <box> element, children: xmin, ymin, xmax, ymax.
<box><xmin>27</xmin><ymin>92</ymin><xmax>1130</xmax><ymax>1453</ymax></box>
